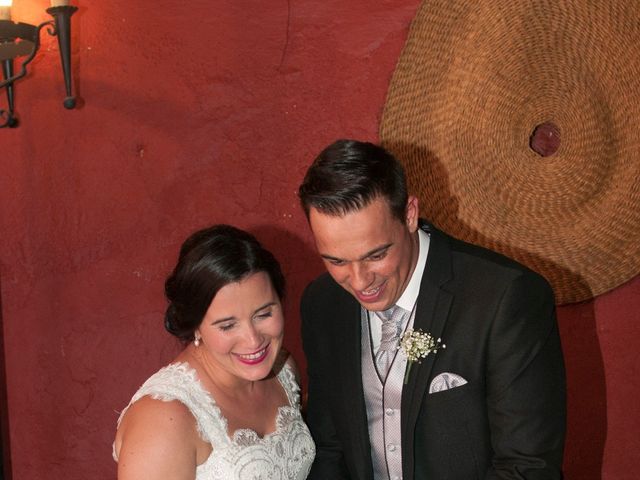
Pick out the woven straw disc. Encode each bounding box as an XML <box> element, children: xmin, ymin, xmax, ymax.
<box><xmin>380</xmin><ymin>0</ymin><xmax>640</xmax><ymax>304</ymax></box>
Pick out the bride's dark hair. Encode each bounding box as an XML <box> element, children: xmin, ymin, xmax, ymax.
<box><xmin>164</xmin><ymin>224</ymin><xmax>285</xmax><ymax>343</ymax></box>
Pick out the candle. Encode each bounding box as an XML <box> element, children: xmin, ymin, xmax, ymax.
<box><xmin>0</xmin><ymin>0</ymin><xmax>11</xmax><ymax>21</ymax></box>
<box><xmin>50</xmin><ymin>0</ymin><xmax>70</xmax><ymax>6</ymax></box>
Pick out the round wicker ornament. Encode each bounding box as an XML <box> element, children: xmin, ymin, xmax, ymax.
<box><xmin>380</xmin><ymin>0</ymin><xmax>640</xmax><ymax>304</ymax></box>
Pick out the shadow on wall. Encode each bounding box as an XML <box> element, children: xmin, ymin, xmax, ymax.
<box><xmin>383</xmin><ymin>141</ymin><xmax>607</xmax><ymax>479</ymax></box>
<box><xmin>557</xmin><ymin>300</ymin><xmax>606</xmax><ymax>480</ymax></box>
<box><xmin>0</xmin><ymin>276</ymin><xmax>12</xmax><ymax>480</ymax></box>
<box><xmin>250</xmin><ymin>223</ymin><xmax>325</xmax><ymax>369</ymax></box>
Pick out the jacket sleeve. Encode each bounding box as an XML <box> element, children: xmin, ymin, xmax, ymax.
<box><xmin>301</xmin><ymin>281</ymin><xmax>352</xmax><ymax>480</ymax></box>
<box><xmin>484</xmin><ymin>271</ymin><xmax>566</xmax><ymax>479</ymax></box>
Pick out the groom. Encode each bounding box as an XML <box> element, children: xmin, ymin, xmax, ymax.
<box><xmin>298</xmin><ymin>140</ymin><xmax>566</xmax><ymax>479</ymax></box>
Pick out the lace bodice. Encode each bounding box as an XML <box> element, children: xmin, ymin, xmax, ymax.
<box><xmin>114</xmin><ymin>362</ymin><xmax>315</xmax><ymax>480</ymax></box>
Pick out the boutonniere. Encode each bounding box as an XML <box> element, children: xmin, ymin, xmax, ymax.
<box><xmin>399</xmin><ymin>329</ymin><xmax>445</xmax><ymax>384</ymax></box>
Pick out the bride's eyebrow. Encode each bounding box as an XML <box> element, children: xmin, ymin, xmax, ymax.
<box><xmin>254</xmin><ymin>302</ymin><xmax>277</xmax><ymax>314</ymax></box>
<box><xmin>212</xmin><ymin>316</ymin><xmax>235</xmax><ymax>325</ymax></box>
<box><xmin>210</xmin><ymin>302</ymin><xmax>277</xmax><ymax>324</ymax></box>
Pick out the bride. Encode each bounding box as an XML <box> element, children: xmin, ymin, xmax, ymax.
<box><xmin>113</xmin><ymin>225</ymin><xmax>315</xmax><ymax>479</ymax></box>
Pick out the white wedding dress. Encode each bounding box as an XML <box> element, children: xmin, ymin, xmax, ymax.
<box><xmin>114</xmin><ymin>362</ymin><xmax>315</xmax><ymax>479</ymax></box>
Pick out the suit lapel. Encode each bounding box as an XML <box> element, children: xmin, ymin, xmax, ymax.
<box><xmin>335</xmin><ymin>290</ymin><xmax>374</xmax><ymax>480</ymax></box>
<box><xmin>401</xmin><ymin>225</ymin><xmax>454</xmax><ymax>477</ymax></box>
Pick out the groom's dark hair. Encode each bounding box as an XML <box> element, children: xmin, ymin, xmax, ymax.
<box><xmin>298</xmin><ymin>139</ymin><xmax>408</xmax><ymax>222</ymax></box>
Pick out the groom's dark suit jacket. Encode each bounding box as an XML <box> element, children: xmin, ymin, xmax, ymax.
<box><xmin>301</xmin><ymin>223</ymin><xmax>566</xmax><ymax>479</ymax></box>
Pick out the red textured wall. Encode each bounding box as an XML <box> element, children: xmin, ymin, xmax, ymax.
<box><xmin>0</xmin><ymin>1</ymin><xmax>638</xmax><ymax>479</ymax></box>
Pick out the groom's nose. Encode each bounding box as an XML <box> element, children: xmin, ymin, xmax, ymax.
<box><xmin>348</xmin><ymin>262</ymin><xmax>373</xmax><ymax>290</ymax></box>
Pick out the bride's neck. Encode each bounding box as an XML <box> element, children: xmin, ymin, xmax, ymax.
<box><xmin>188</xmin><ymin>344</ymin><xmax>266</xmax><ymax>396</ymax></box>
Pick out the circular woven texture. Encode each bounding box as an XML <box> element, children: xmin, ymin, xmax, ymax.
<box><xmin>380</xmin><ymin>0</ymin><xmax>640</xmax><ymax>304</ymax></box>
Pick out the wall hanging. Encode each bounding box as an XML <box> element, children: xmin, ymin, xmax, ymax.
<box><xmin>381</xmin><ymin>0</ymin><xmax>640</xmax><ymax>304</ymax></box>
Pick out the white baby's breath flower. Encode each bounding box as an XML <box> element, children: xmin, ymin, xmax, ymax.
<box><xmin>399</xmin><ymin>329</ymin><xmax>445</xmax><ymax>384</ymax></box>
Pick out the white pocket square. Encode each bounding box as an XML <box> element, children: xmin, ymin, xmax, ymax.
<box><xmin>429</xmin><ymin>372</ymin><xmax>468</xmax><ymax>394</ymax></box>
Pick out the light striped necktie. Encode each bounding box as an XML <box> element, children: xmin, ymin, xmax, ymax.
<box><xmin>374</xmin><ymin>305</ymin><xmax>408</xmax><ymax>378</ymax></box>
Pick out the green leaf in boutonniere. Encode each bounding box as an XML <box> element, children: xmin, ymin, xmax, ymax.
<box><xmin>399</xmin><ymin>329</ymin><xmax>445</xmax><ymax>384</ymax></box>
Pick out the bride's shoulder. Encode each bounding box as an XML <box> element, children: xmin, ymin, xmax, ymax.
<box><xmin>122</xmin><ymin>394</ymin><xmax>194</xmax><ymax>427</ymax></box>
<box><xmin>114</xmin><ymin>395</ymin><xmax>198</xmax><ymax>470</ymax></box>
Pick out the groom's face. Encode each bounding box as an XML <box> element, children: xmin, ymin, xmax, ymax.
<box><xmin>309</xmin><ymin>195</ymin><xmax>420</xmax><ymax>312</ymax></box>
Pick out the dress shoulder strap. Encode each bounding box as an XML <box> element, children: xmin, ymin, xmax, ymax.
<box><xmin>116</xmin><ymin>363</ymin><xmax>229</xmax><ymax>447</ymax></box>
<box><xmin>276</xmin><ymin>362</ymin><xmax>301</xmax><ymax>409</ymax></box>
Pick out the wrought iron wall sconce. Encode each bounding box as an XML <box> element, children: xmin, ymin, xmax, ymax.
<box><xmin>0</xmin><ymin>0</ymin><xmax>77</xmax><ymax>128</ymax></box>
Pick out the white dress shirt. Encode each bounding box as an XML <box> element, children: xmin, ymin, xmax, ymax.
<box><xmin>370</xmin><ymin>229</ymin><xmax>430</xmax><ymax>352</ymax></box>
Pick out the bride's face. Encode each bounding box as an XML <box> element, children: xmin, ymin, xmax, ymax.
<box><xmin>197</xmin><ymin>271</ymin><xmax>284</xmax><ymax>383</ymax></box>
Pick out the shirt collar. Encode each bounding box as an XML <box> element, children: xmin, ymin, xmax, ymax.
<box><xmin>395</xmin><ymin>229</ymin><xmax>430</xmax><ymax>311</ymax></box>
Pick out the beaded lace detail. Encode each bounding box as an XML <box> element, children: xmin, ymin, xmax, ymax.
<box><xmin>114</xmin><ymin>362</ymin><xmax>315</xmax><ymax>480</ymax></box>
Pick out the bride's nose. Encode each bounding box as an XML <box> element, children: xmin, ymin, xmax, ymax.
<box><xmin>244</xmin><ymin>322</ymin><xmax>264</xmax><ymax>347</ymax></box>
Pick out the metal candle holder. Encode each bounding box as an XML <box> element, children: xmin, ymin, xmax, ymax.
<box><xmin>0</xmin><ymin>4</ymin><xmax>78</xmax><ymax>128</ymax></box>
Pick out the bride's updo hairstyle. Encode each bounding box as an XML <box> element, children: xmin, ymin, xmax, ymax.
<box><xmin>164</xmin><ymin>224</ymin><xmax>285</xmax><ymax>343</ymax></box>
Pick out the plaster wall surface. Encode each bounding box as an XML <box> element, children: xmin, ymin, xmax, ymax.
<box><xmin>0</xmin><ymin>1</ymin><xmax>637</xmax><ymax>478</ymax></box>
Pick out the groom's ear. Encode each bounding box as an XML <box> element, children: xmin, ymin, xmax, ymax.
<box><xmin>405</xmin><ymin>196</ymin><xmax>419</xmax><ymax>232</ymax></box>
